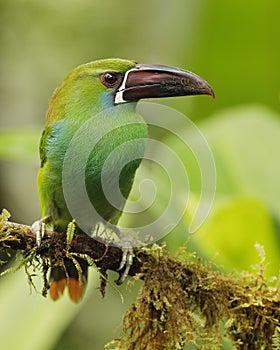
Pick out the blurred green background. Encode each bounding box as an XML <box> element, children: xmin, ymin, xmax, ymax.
<box><xmin>0</xmin><ymin>0</ymin><xmax>279</xmax><ymax>349</ymax></box>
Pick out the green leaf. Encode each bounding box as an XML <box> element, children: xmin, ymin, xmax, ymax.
<box><xmin>191</xmin><ymin>196</ymin><xmax>279</xmax><ymax>277</ymax></box>
<box><xmin>187</xmin><ymin>105</ymin><xmax>280</xmax><ymax>275</ymax></box>
<box><xmin>201</xmin><ymin>105</ymin><xmax>280</xmax><ymax>216</ymax></box>
<box><xmin>0</xmin><ymin>270</ymin><xmax>99</xmax><ymax>350</ymax></box>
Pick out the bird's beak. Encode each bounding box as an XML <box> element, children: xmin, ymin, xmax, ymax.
<box><xmin>115</xmin><ymin>63</ymin><xmax>215</xmax><ymax>104</ymax></box>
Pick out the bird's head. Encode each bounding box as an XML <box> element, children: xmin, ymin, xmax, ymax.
<box><xmin>46</xmin><ymin>58</ymin><xmax>214</xmax><ymax>124</ymax></box>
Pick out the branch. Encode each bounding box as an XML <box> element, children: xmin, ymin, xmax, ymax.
<box><xmin>0</xmin><ymin>209</ymin><xmax>280</xmax><ymax>350</ymax></box>
<box><xmin>0</xmin><ymin>213</ymin><xmax>149</xmax><ymax>279</ymax></box>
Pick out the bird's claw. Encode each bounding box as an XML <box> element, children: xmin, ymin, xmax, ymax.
<box><xmin>116</xmin><ymin>237</ymin><xmax>134</xmax><ymax>285</ymax></box>
<box><xmin>31</xmin><ymin>217</ymin><xmax>49</xmax><ymax>247</ymax></box>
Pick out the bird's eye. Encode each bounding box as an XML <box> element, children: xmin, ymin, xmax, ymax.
<box><xmin>99</xmin><ymin>71</ymin><xmax>122</xmax><ymax>88</ymax></box>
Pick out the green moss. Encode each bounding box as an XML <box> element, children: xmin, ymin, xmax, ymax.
<box><xmin>110</xmin><ymin>245</ymin><xmax>280</xmax><ymax>350</ymax></box>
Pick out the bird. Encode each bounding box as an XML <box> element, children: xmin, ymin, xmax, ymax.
<box><xmin>34</xmin><ymin>58</ymin><xmax>214</xmax><ymax>303</ymax></box>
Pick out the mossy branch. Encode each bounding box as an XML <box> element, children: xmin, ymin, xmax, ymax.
<box><xmin>0</xmin><ymin>209</ymin><xmax>280</xmax><ymax>350</ymax></box>
<box><xmin>0</xmin><ymin>209</ymin><xmax>147</xmax><ymax>281</ymax></box>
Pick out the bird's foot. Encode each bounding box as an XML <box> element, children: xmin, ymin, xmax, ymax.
<box><xmin>109</xmin><ymin>225</ymin><xmax>134</xmax><ymax>285</ymax></box>
<box><xmin>92</xmin><ymin>223</ymin><xmax>137</xmax><ymax>284</ymax></box>
<box><xmin>31</xmin><ymin>216</ymin><xmax>50</xmax><ymax>247</ymax></box>
<box><xmin>116</xmin><ymin>236</ymin><xmax>134</xmax><ymax>285</ymax></box>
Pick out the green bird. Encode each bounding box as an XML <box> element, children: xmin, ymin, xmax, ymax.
<box><xmin>34</xmin><ymin>58</ymin><xmax>214</xmax><ymax>303</ymax></box>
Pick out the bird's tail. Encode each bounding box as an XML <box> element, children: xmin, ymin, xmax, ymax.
<box><xmin>49</xmin><ymin>258</ymin><xmax>88</xmax><ymax>303</ymax></box>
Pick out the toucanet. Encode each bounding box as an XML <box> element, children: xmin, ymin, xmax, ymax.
<box><xmin>34</xmin><ymin>58</ymin><xmax>214</xmax><ymax>302</ymax></box>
